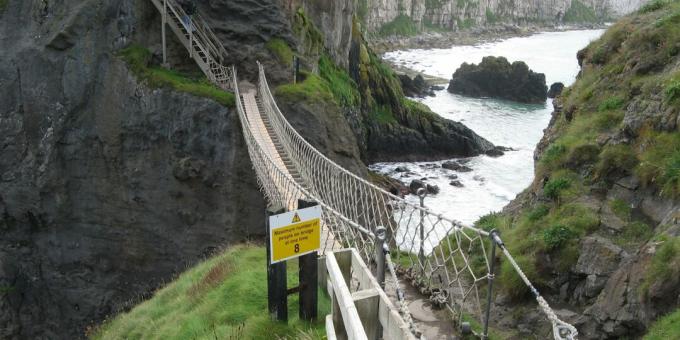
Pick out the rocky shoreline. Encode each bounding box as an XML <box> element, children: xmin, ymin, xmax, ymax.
<box><xmin>369</xmin><ymin>23</ymin><xmax>607</xmax><ymax>54</ymax></box>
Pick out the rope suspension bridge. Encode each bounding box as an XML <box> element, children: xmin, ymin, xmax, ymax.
<box><xmin>148</xmin><ymin>1</ymin><xmax>578</xmax><ymax>339</ymax></box>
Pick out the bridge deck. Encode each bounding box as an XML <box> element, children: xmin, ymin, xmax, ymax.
<box><xmin>241</xmin><ymin>89</ymin><xmax>338</xmax><ymax>254</ymax></box>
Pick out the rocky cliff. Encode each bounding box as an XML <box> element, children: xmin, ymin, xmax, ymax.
<box><xmin>360</xmin><ymin>0</ymin><xmax>649</xmax><ymax>34</ymax></box>
<box><xmin>479</xmin><ymin>1</ymin><xmax>680</xmax><ymax>338</ymax></box>
<box><xmin>0</xmin><ymin>1</ymin><xmax>271</xmax><ymax>338</ymax></box>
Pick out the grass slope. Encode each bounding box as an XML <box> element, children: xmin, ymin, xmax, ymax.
<box><xmin>93</xmin><ymin>245</ymin><xmax>329</xmax><ymax>340</ymax></box>
<box><xmin>119</xmin><ymin>44</ymin><xmax>235</xmax><ymax>107</ymax></box>
<box><xmin>644</xmin><ymin>307</ymin><xmax>680</xmax><ymax>339</ymax></box>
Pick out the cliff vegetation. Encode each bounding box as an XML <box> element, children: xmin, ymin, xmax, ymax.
<box><xmin>468</xmin><ymin>1</ymin><xmax>680</xmax><ymax>337</ymax></box>
<box><xmin>92</xmin><ymin>245</ymin><xmax>329</xmax><ymax>339</ymax></box>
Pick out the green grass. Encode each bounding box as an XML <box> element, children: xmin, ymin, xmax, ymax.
<box><xmin>266</xmin><ymin>38</ymin><xmax>294</xmax><ymax>66</ymax></box>
<box><xmin>595</xmin><ymin>144</ymin><xmax>638</xmax><ymax>179</ymax></box>
<box><xmin>641</xmin><ymin>236</ymin><xmax>680</xmax><ymax>296</ymax></box>
<box><xmin>609</xmin><ymin>199</ymin><xmax>631</xmax><ymax>221</ymax></box>
<box><xmin>485</xmin><ymin>8</ymin><xmax>499</xmax><ymax>24</ymax></box>
<box><xmin>644</xmin><ymin>307</ymin><xmax>680</xmax><ymax>339</ymax></box>
<box><xmin>544</xmin><ymin>177</ymin><xmax>571</xmax><ymax>201</ymax></box>
<box><xmin>378</xmin><ymin>14</ymin><xmax>419</xmax><ymax>37</ymax></box>
<box><xmin>639</xmin><ymin>0</ymin><xmax>671</xmax><ymax>13</ymax></box>
<box><xmin>318</xmin><ymin>55</ymin><xmax>360</xmax><ymax>107</ymax></box>
<box><xmin>637</xmin><ymin>131</ymin><xmax>680</xmax><ymax>197</ymax></box>
<box><xmin>118</xmin><ymin>44</ymin><xmax>234</xmax><ymax>107</ymax></box>
<box><xmin>92</xmin><ymin>245</ymin><xmax>329</xmax><ymax>340</ymax></box>
<box><xmin>597</xmin><ymin>96</ymin><xmax>625</xmax><ymax>111</ymax></box>
<box><xmin>275</xmin><ymin>71</ymin><xmax>335</xmax><ymax>105</ymax></box>
<box><xmin>0</xmin><ymin>0</ymin><xmax>7</xmax><ymax>13</ymax></box>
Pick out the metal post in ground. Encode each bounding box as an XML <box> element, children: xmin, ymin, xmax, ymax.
<box><xmin>483</xmin><ymin>229</ymin><xmax>503</xmax><ymax>339</ymax></box>
<box><xmin>298</xmin><ymin>199</ymin><xmax>319</xmax><ymax>321</ymax></box>
<box><xmin>374</xmin><ymin>226</ymin><xmax>387</xmax><ymax>340</ymax></box>
<box><xmin>417</xmin><ymin>188</ymin><xmax>427</xmax><ymax>274</ymax></box>
<box><xmin>266</xmin><ymin>204</ymin><xmax>287</xmax><ymax>322</ymax></box>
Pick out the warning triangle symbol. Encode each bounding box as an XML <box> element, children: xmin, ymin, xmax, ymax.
<box><xmin>292</xmin><ymin>213</ymin><xmax>301</xmax><ymax>223</ymax></box>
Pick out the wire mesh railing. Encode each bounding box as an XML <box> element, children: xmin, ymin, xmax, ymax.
<box><xmin>250</xmin><ymin>62</ymin><xmax>578</xmax><ymax>340</ymax></box>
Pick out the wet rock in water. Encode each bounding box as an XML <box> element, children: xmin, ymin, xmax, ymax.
<box><xmin>473</xmin><ymin>175</ymin><xmax>485</xmax><ymax>182</ymax></box>
<box><xmin>447</xmin><ymin>56</ymin><xmax>547</xmax><ymax>104</ymax></box>
<box><xmin>447</xmin><ymin>174</ymin><xmax>459</xmax><ymax>180</ymax></box>
<box><xmin>548</xmin><ymin>82</ymin><xmax>565</xmax><ymax>98</ymax></box>
<box><xmin>409</xmin><ymin>179</ymin><xmax>425</xmax><ymax>193</ymax></box>
<box><xmin>449</xmin><ymin>180</ymin><xmax>464</xmax><ymax>187</ymax></box>
<box><xmin>442</xmin><ymin>160</ymin><xmax>473</xmax><ymax>172</ymax></box>
<box><xmin>420</xmin><ymin>163</ymin><xmax>440</xmax><ymax>169</ymax></box>
<box><xmin>399</xmin><ymin>74</ymin><xmax>435</xmax><ymax>97</ymax></box>
<box><xmin>485</xmin><ymin>146</ymin><xmax>513</xmax><ymax>157</ymax></box>
<box><xmin>431</xmin><ymin>85</ymin><xmax>445</xmax><ymax>91</ymax></box>
<box><xmin>394</xmin><ymin>166</ymin><xmax>409</xmax><ymax>172</ymax></box>
<box><xmin>426</xmin><ymin>184</ymin><xmax>440</xmax><ymax>195</ymax></box>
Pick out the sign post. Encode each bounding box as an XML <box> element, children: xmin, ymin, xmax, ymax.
<box><xmin>266</xmin><ymin>205</ymin><xmax>287</xmax><ymax>322</ymax></box>
<box><xmin>267</xmin><ymin>202</ymin><xmax>322</xmax><ymax>322</ymax></box>
<box><xmin>298</xmin><ymin>200</ymin><xmax>319</xmax><ymax>321</ymax></box>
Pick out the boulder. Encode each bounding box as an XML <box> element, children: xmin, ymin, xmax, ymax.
<box><xmin>449</xmin><ymin>180</ymin><xmax>464</xmax><ymax>187</ymax></box>
<box><xmin>409</xmin><ymin>179</ymin><xmax>425</xmax><ymax>193</ymax></box>
<box><xmin>442</xmin><ymin>161</ymin><xmax>473</xmax><ymax>172</ymax></box>
<box><xmin>573</xmin><ymin>236</ymin><xmax>627</xmax><ymax>299</ymax></box>
<box><xmin>399</xmin><ymin>74</ymin><xmax>435</xmax><ymax>97</ymax></box>
<box><xmin>447</xmin><ymin>56</ymin><xmax>548</xmax><ymax>104</ymax></box>
<box><xmin>548</xmin><ymin>82</ymin><xmax>565</xmax><ymax>98</ymax></box>
<box><xmin>426</xmin><ymin>184</ymin><xmax>440</xmax><ymax>195</ymax></box>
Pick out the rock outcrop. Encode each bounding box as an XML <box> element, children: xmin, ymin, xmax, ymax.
<box><xmin>548</xmin><ymin>82</ymin><xmax>565</xmax><ymax>98</ymax></box>
<box><xmin>398</xmin><ymin>74</ymin><xmax>435</xmax><ymax>97</ymax></box>
<box><xmin>447</xmin><ymin>56</ymin><xmax>548</xmax><ymax>103</ymax></box>
<box><xmin>493</xmin><ymin>4</ymin><xmax>680</xmax><ymax>338</ymax></box>
<box><xmin>0</xmin><ymin>1</ymin><xmax>276</xmax><ymax>338</ymax></box>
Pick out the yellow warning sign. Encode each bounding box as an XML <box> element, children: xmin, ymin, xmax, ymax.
<box><xmin>269</xmin><ymin>206</ymin><xmax>322</xmax><ymax>263</ymax></box>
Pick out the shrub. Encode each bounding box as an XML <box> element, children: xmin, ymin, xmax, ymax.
<box><xmin>597</xmin><ymin>96</ymin><xmax>625</xmax><ymax>111</ymax></box>
<box><xmin>544</xmin><ymin>177</ymin><xmax>571</xmax><ymax>200</ymax></box>
<box><xmin>665</xmin><ymin>79</ymin><xmax>680</xmax><ymax>103</ymax></box>
<box><xmin>566</xmin><ymin>143</ymin><xmax>600</xmax><ymax>167</ymax></box>
<box><xmin>543</xmin><ymin>225</ymin><xmax>577</xmax><ymax>250</ymax></box>
<box><xmin>541</xmin><ymin>144</ymin><xmax>567</xmax><ymax>168</ymax></box>
<box><xmin>498</xmin><ymin>254</ymin><xmax>538</xmax><ymax>299</ymax></box>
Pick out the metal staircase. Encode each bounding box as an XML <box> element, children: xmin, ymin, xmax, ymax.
<box><xmin>148</xmin><ymin>0</ymin><xmax>233</xmax><ymax>90</ymax></box>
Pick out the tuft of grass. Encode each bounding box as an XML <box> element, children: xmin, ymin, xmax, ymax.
<box><xmin>644</xmin><ymin>307</ymin><xmax>680</xmax><ymax>339</ymax></box>
<box><xmin>637</xmin><ymin>132</ymin><xmax>680</xmax><ymax>197</ymax></box>
<box><xmin>527</xmin><ymin>204</ymin><xmax>550</xmax><ymax>222</ymax></box>
<box><xmin>609</xmin><ymin>199</ymin><xmax>632</xmax><ymax>221</ymax></box>
<box><xmin>544</xmin><ymin>177</ymin><xmax>571</xmax><ymax>201</ymax></box>
<box><xmin>118</xmin><ymin>44</ymin><xmax>234</xmax><ymax>107</ymax></box>
<box><xmin>597</xmin><ymin>96</ymin><xmax>625</xmax><ymax>111</ymax></box>
<box><xmin>370</xmin><ymin>105</ymin><xmax>397</xmax><ymax>124</ymax></box>
<box><xmin>378</xmin><ymin>14</ymin><xmax>419</xmax><ymax>37</ymax></box>
<box><xmin>93</xmin><ymin>245</ymin><xmax>329</xmax><ymax>340</ymax></box>
<box><xmin>266</xmin><ymin>38</ymin><xmax>294</xmax><ymax>66</ymax></box>
<box><xmin>641</xmin><ymin>236</ymin><xmax>680</xmax><ymax>296</ymax></box>
<box><xmin>595</xmin><ymin>144</ymin><xmax>638</xmax><ymax>179</ymax></box>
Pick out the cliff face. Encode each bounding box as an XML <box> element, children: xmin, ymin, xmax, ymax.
<box><xmin>0</xmin><ymin>1</ymin><xmax>266</xmax><ymax>338</ymax></box>
<box><xmin>482</xmin><ymin>2</ymin><xmax>680</xmax><ymax>338</ymax></box>
<box><xmin>361</xmin><ymin>0</ymin><xmax>649</xmax><ymax>33</ymax></box>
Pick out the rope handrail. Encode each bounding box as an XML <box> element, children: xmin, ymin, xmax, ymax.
<box><xmin>152</xmin><ymin>0</ymin><xmax>577</xmax><ymax>335</ymax></box>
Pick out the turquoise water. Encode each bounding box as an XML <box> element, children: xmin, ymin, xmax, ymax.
<box><xmin>371</xmin><ymin>29</ymin><xmax>604</xmax><ymax>225</ymax></box>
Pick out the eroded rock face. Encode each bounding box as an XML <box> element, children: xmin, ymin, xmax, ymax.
<box><xmin>447</xmin><ymin>56</ymin><xmax>548</xmax><ymax>104</ymax></box>
<box><xmin>0</xmin><ymin>1</ymin><xmax>265</xmax><ymax>338</ymax></box>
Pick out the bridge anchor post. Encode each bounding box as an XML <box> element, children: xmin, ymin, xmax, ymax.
<box><xmin>483</xmin><ymin>229</ymin><xmax>503</xmax><ymax>339</ymax></box>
